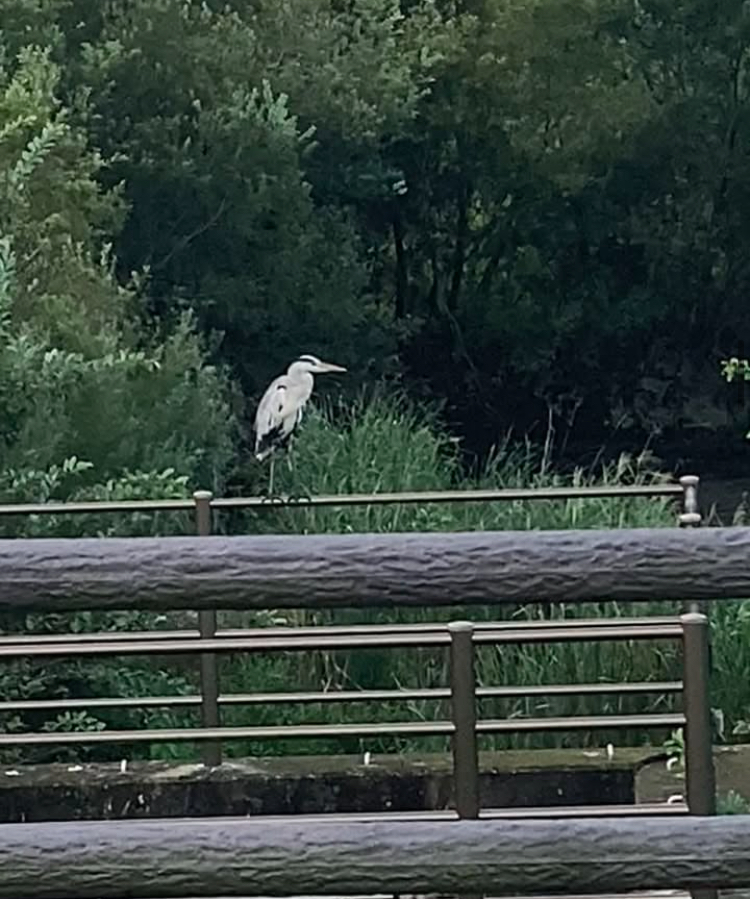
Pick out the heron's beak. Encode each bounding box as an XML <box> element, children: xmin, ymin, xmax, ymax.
<box><xmin>319</xmin><ymin>361</ymin><xmax>347</xmax><ymax>373</ymax></box>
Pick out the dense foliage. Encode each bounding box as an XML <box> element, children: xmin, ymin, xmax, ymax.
<box><xmin>3</xmin><ymin>0</ymin><xmax>750</xmax><ymax>469</ymax></box>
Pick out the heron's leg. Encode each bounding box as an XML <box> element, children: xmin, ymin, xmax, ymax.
<box><xmin>284</xmin><ymin>445</ymin><xmax>312</xmax><ymax>504</ymax></box>
<box><xmin>260</xmin><ymin>459</ymin><xmax>285</xmax><ymax>504</ymax></box>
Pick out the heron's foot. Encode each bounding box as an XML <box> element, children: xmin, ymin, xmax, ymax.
<box><xmin>285</xmin><ymin>489</ymin><xmax>313</xmax><ymax>505</ymax></box>
<box><xmin>258</xmin><ymin>489</ymin><xmax>286</xmax><ymax>505</ymax></box>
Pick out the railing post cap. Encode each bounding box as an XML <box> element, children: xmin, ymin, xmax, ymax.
<box><xmin>193</xmin><ymin>490</ymin><xmax>213</xmax><ymax>501</ymax></box>
<box><xmin>679</xmin><ymin>475</ymin><xmax>700</xmax><ymax>487</ymax></box>
<box><xmin>681</xmin><ymin>611</ymin><xmax>708</xmax><ymax>625</ymax></box>
<box><xmin>448</xmin><ymin>620</ymin><xmax>475</xmax><ymax>634</ymax></box>
<box><xmin>679</xmin><ymin>512</ymin><xmax>702</xmax><ymax>525</ymax></box>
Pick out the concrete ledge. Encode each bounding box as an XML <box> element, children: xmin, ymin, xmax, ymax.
<box><xmin>0</xmin><ymin>747</ymin><xmax>656</xmax><ymax>823</ymax></box>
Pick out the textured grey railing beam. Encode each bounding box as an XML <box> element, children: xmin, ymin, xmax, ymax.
<box><xmin>0</xmin><ymin>815</ymin><xmax>749</xmax><ymax>897</ymax></box>
<box><xmin>1</xmin><ymin>526</ymin><xmax>750</xmax><ymax>612</ymax></box>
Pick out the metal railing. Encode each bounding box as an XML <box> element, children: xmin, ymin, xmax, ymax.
<box><xmin>0</xmin><ymin>612</ymin><xmax>714</xmax><ymax>820</ymax></box>
<box><xmin>0</xmin><ymin>477</ymin><xmax>698</xmax><ymax>518</ymax></box>
<box><xmin>0</xmin><ymin>478</ymin><xmax>716</xmax><ymax>899</ymax></box>
<box><xmin>0</xmin><ymin>475</ymin><xmax>702</xmax><ymax>769</ymax></box>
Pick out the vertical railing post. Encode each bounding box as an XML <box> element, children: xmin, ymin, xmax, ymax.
<box><xmin>681</xmin><ymin>612</ymin><xmax>716</xmax><ymax>815</ymax></box>
<box><xmin>679</xmin><ymin>476</ymin><xmax>704</xmax><ymax>614</ymax></box>
<box><xmin>194</xmin><ymin>490</ymin><xmax>222</xmax><ymax>768</ymax></box>
<box><xmin>681</xmin><ymin>611</ymin><xmax>717</xmax><ymax>899</ymax></box>
<box><xmin>679</xmin><ymin>475</ymin><xmax>701</xmax><ymax>528</ymax></box>
<box><xmin>448</xmin><ymin>621</ymin><xmax>480</xmax><ymax>819</ymax></box>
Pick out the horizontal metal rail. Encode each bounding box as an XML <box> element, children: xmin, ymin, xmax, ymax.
<box><xmin>0</xmin><ymin>615</ymin><xmax>684</xmax><ymax>646</ymax></box>
<box><xmin>123</xmin><ymin>803</ymin><xmax>689</xmax><ymax>827</ymax></box>
<box><xmin>0</xmin><ymin>681</ymin><xmax>684</xmax><ymax>714</ymax></box>
<box><xmin>0</xmin><ymin>623</ymin><xmax>684</xmax><ymax>659</ymax></box>
<box><xmin>210</xmin><ymin>484</ymin><xmax>685</xmax><ymax>509</ymax></box>
<box><xmin>0</xmin><ymin>712</ymin><xmax>685</xmax><ymax>747</ymax></box>
<box><xmin>0</xmin><ymin>482</ymin><xmax>684</xmax><ymax>518</ymax></box>
<box><xmin>395</xmin><ymin>801</ymin><xmax>693</xmax><ymax>818</ymax></box>
<box><xmin>476</xmin><ymin>713</ymin><xmax>686</xmax><ymax>733</ymax></box>
<box><xmin>0</xmin><ymin>499</ymin><xmax>195</xmax><ymax>516</ymax></box>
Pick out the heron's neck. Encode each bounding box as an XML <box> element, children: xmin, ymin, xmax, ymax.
<box><xmin>287</xmin><ymin>364</ymin><xmax>315</xmax><ymax>391</ymax></box>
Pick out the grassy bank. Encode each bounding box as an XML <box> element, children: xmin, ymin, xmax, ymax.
<box><xmin>1</xmin><ymin>394</ymin><xmax>747</xmax><ymax>765</ymax></box>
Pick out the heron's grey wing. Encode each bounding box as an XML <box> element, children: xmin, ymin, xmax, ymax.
<box><xmin>254</xmin><ymin>376</ymin><xmax>299</xmax><ymax>458</ymax></box>
<box><xmin>254</xmin><ymin>377</ymin><xmax>285</xmax><ymax>433</ymax></box>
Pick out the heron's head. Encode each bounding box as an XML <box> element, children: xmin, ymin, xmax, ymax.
<box><xmin>291</xmin><ymin>354</ymin><xmax>347</xmax><ymax>375</ymax></box>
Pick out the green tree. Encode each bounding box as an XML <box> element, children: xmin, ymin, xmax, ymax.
<box><xmin>337</xmin><ymin>0</ymin><xmax>661</xmax><ymax>446</ymax></box>
<box><xmin>6</xmin><ymin>0</ymin><xmax>750</xmax><ymax>464</ymax></box>
<box><xmin>64</xmin><ymin>0</ymin><xmax>417</xmax><ymax>398</ymax></box>
<box><xmin>0</xmin><ymin>38</ymin><xmax>237</xmax><ymax>499</ymax></box>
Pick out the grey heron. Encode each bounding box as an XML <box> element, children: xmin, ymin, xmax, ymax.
<box><xmin>253</xmin><ymin>354</ymin><xmax>347</xmax><ymax>494</ymax></box>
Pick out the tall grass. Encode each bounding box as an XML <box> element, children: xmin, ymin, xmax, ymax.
<box><xmin>232</xmin><ymin>392</ymin><xmax>677</xmax><ymax>541</ymax></box>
